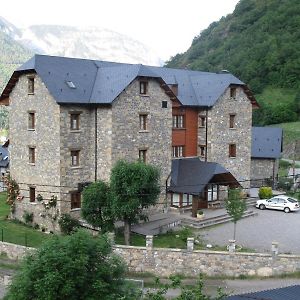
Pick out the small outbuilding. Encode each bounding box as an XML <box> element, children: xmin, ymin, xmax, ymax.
<box><xmin>251</xmin><ymin>127</ymin><xmax>283</xmax><ymax>188</ymax></box>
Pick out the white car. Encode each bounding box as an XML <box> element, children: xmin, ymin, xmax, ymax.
<box><xmin>256</xmin><ymin>195</ymin><xmax>299</xmax><ymax>213</ymax></box>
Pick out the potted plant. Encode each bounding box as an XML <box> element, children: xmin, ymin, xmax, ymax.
<box><xmin>196</xmin><ymin>210</ymin><xmax>204</xmax><ymax>219</ymax></box>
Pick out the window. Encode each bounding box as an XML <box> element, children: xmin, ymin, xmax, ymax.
<box><xmin>229</xmin><ymin>114</ymin><xmax>236</xmax><ymax>129</ymax></box>
<box><xmin>29</xmin><ymin>147</ymin><xmax>35</xmax><ymax>164</ymax></box>
<box><xmin>182</xmin><ymin>194</ymin><xmax>192</xmax><ymax>206</ymax></box>
<box><xmin>199</xmin><ymin>116</ymin><xmax>206</xmax><ymax>127</ymax></box>
<box><xmin>162</xmin><ymin>101</ymin><xmax>168</xmax><ymax>108</ymax></box>
<box><xmin>29</xmin><ymin>187</ymin><xmax>35</xmax><ymax>202</ymax></box>
<box><xmin>28</xmin><ymin>77</ymin><xmax>34</xmax><ymax>94</ymax></box>
<box><xmin>28</xmin><ymin>112</ymin><xmax>35</xmax><ymax>130</ymax></box>
<box><xmin>140</xmin><ymin>81</ymin><xmax>148</xmax><ymax>95</ymax></box>
<box><xmin>172</xmin><ymin>146</ymin><xmax>184</xmax><ymax>158</ymax></box>
<box><xmin>70</xmin><ymin>113</ymin><xmax>80</xmax><ymax>130</ymax></box>
<box><xmin>71</xmin><ymin>191</ymin><xmax>81</xmax><ymax>209</ymax></box>
<box><xmin>172</xmin><ymin>193</ymin><xmax>192</xmax><ymax>207</ymax></box>
<box><xmin>229</xmin><ymin>144</ymin><xmax>236</xmax><ymax>158</ymax></box>
<box><xmin>230</xmin><ymin>87</ymin><xmax>236</xmax><ymax>99</ymax></box>
<box><xmin>139</xmin><ymin>114</ymin><xmax>147</xmax><ymax>131</ymax></box>
<box><xmin>199</xmin><ymin>145</ymin><xmax>206</xmax><ymax>157</ymax></box>
<box><xmin>172</xmin><ymin>115</ymin><xmax>184</xmax><ymax>128</ymax></box>
<box><xmin>172</xmin><ymin>193</ymin><xmax>180</xmax><ymax>207</ymax></box>
<box><xmin>139</xmin><ymin>149</ymin><xmax>147</xmax><ymax>163</ymax></box>
<box><xmin>71</xmin><ymin>150</ymin><xmax>80</xmax><ymax>166</ymax></box>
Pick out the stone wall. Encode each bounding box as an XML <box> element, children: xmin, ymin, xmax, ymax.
<box><xmin>9</xmin><ymin>74</ymin><xmax>61</xmax><ymax>231</ymax></box>
<box><xmin>111</xmin><ymin>78</ymin><xmax>172</xmax><ymax>206</ymax></box>
<box><xmin>2</xmin><ymin>240</ymin><xmax>300</xmax><ymax>278</ymax></box>
<box><xmin>205</xmin><ymin>87</ymin><xmax>252</xmax><ymax>190</ymax></box>
<box><xmin>250</xmin><ymin>158</ymin><xmax>278</xmax><ymax>188</ymax></box>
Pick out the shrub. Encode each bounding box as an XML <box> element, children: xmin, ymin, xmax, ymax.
<box><xmin>258</xmin><ymin>186</ymin><xmax>273</xmax><ymax>199</ymax></box>
<box><xmin>22</xmin><ymin>211</ymin><xmax>33</xmax><ymax>224</ymax></box>
<box><xmin>277</xmin><ymin>178</ymin><xmax>293</xmax><ymax>191</ymax></box>
<box><xmin>58</xmin><ymin>213</ymin><xmax>80</xmax><ymax>235</ymax></box>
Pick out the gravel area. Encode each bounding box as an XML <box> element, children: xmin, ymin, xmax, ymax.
<box><xmin>199</xmin><ymin>208</ymin><xmax>300</xmax><ymax>253</ymax></box>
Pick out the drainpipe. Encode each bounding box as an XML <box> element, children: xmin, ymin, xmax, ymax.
<box><xmin>95</xmin><ymin>107</ymin><xmax>98</xmax><ymax>182</ymax></box>
<box><xmin>205</xmin><ymin>109</ymin><xmax>208</xmax><ymax>162</ymax></box>
<box><xmin>165</xmin><ymin>173</ymin><xmax>171</xmax><ymax>213</ymax></box>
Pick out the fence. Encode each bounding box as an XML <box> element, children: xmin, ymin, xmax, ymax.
<box><xmin>0</xmin><ymin>228</ymin><xmax>41</xmax><ymax>248</ymax></box>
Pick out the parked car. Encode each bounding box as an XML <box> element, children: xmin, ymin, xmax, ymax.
<box><xmin>256</xmin><ymin>195</ymin><xmax>299</xmax><ymax>213</ymax></box>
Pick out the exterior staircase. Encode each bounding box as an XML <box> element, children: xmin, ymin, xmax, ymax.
<box><xmin>180</xmin><ymin>210</ymin><xmax>258</xmax><ymax>229</ymax></box>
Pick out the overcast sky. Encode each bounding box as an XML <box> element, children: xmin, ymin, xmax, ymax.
<box><xmin>1</xmin><ymin>0</ymin><xmax>239</xmax><ymax>60</ymax></box>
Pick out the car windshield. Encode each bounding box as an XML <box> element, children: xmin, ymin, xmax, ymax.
<box><xmin>287</xmin><ymin>198</ymin><xmax>298</xmax><ymax>203</ymax></box>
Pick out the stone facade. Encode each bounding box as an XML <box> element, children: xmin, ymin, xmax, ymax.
<box><xmin>250</xmin><ymin>158</ymin><xmax>278</xmax><ymax>187</ymax></box>
<box><xmin>111</xmin><ymin>79</ymin><xmax>172</xmax><ymax>199</ymax></box>
<box><xmin>199</xmin><ymin>87</ymin><xmax>252</xmax><ymax>190</ymax></box>
<box><xmin>9</xmin><ymin>74</ymin><xmax>61</xmax><ymax>231</ymax></box>
<box><xmin>9</xmin><ymin>75</ymin><xmax>172</xmax><ymax>229</ymax></box>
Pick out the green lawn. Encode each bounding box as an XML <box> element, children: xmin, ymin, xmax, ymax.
<box><xmin>269</xmin><ymin>121</ymin><xmax>300</xmax><ymax>147</ymax></box>
<box><xmin>256</xmin><ymin>87</ymin><xmax>296</xmax><ymax>106</ymax></box>
<box><xmin>0</xmin><ymin>193</ymin><xmax>51</xmax><ymax>247</ymax></box>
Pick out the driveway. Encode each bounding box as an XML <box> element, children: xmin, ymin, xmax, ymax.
<box><xmin>199</xmin><ymin>208</ymin><xmax>300</xmax><ymax>254</ymax></box>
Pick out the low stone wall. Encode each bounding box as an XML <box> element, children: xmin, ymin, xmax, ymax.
<box><xmin>1</xmin><ymin>239</ymin><xmax>300</xmax><ymax>278</ymax></box>
<box><xmin>114</xmin><ymin>245</ymin><xmax>300</xmax><ymax>277</ymax></box>
<box><xmin>0</xmin><ymin>242</ymin><xmax>34</xmax><ymax>260</ymax></box>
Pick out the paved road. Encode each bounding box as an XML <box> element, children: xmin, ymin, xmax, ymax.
<box><xmin>199</xmin><ymin>208</ymin><xmax>300</xmax><ymax>253</ymax></box>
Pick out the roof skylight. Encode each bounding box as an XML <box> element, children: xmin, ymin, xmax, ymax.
<box><xmin>66</xmin><ymin>81</ymin><xmax>76</xmax><ymax>89</ymax></box>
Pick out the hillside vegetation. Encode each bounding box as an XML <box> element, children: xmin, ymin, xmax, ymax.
<box><xmin>0</xmin><ymin>31</ymin><xmax>32</xmax><ymax>92</ymax></box>
<box><xmin>166</xmin><ymin>0</ymin><xmax>300</xmax><ymax>94</ymax></box>
<box><xmin>166</xmin><ymin>0</ymin><xmax>300</xmax><ymax>127</ymax></box>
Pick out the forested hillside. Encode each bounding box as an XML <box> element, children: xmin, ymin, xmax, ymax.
<box><xmin>166</xmin><ymin>0</ymin><xmax>300</xmax><ymax>94</ymax></box>
<box><xmin>0</xmin><ymin>31</ymin><xmax>32</xmax><ymax>92</ymax></box>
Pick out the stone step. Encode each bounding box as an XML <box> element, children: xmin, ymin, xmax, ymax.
<box><xmin>181</xmin><ymin>210</ymin><xmax>257</xmax><ymax>229</ymax></box>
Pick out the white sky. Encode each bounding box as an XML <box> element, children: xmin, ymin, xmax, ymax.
<box><xmin>1</xmin><ymin>0</ymin><xmax>239</xmax><ymax>61</ymax></box>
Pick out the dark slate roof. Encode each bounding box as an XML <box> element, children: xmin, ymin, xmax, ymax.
<box><xmin>226</xmin><ymin>285</ymin><xmax>300</xmax><ymax>300</ymax></box>
<box><xmin>0</xmin><ymin>146</ymin><xmax>9</xmax><ymax>168</ymax></box>
<box><xmin>252</xmin><ymin>127</ymin><xmax>283</xmax><ymax>159</ymax></box>
<box><xmin>168</xmin><ymin>157</ymin><xmax>239</xmax><ymax>195</ymax></box>
<box><xmin>1</xmin><ymin>54</ymin><xmax>254</xmax><ymax>107</ymax></box>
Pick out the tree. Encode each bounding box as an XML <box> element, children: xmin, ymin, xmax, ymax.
<box><xmin>4</xmin><ymin>231</ymin><xmax>138</xmax><ymax>300</ymax></box>
<box><xmin>81</xmin><ymin>180</ymin><xmax>114</xmax><ymax>232</ymax></box>
<box><xmin>110</xmin><ymin>160</ymin><xmax>160</xmax><ymax>245</ymax></box>
<box><xmin>224</xmin><ymin>188</ymin><xmax>246</xmax><ymax>241</ymax></box>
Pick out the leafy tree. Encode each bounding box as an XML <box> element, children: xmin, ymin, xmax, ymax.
<box><xmin>81</xmin><ymin>180</ymin><xmax>114</xmax><ymax>232</ymax></box>
<box><xmin>110</xmin><ymin>160</ymin><xmax>160</xmax><ymax>245</ymax></box>
<box><xmin>58</xmin><ymin>213</ymin><xmax>80</xmax><ymax>235</ymax></box>
<box><xmin>224</xmin><ymin>188</ymin><xmax>246</xmax><ymax>241</ymax></box>
<box><xmin>4</xmin><ymin>231</ymin><xmax>138</xmax><ymax>300</ymax></box>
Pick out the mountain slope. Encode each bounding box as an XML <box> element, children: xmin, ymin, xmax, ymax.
<box><xmin>166</xmin><ymin>0</ymin><xmax>300</xmax><ymax>93</ymax></box>
<box><xmin>0</xmin><ymin>18</ymin><xmax>32</xmax><ymax>91</ymax></box>
<box><xmin>17</xmin><ymin>25</ymin><xmax>162</xmax><ymax>66</ymax></box>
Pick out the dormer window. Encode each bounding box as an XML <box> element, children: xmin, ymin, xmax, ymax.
<box><xmin>140</xmin><ymin>81</ymin><xmax>148</xmax><ymax>95</ymax></box>
<box><xmin>28</xmin><ymin>76</ymin><xmax>35</xmax><ymax>94</ymax></box>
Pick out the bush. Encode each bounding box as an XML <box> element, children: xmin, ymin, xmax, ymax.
<box><xmin>4</xmin><ymin>231</ymin><xmax>138</xmax><ymax>300</ymax></box>
<box><xmin>23</xmin><ymin>211</ymin><xmax>33</xmax><ymax>224</ymax></box>
<box><xmin>258</xmin><ymin>186</ymin><xmax>273</xmax><ymax>199</ymax></box>
<box><xmin>277</xmin><ymin>178</ymin><xmax>293</xmax><ymax>191</ymax></box>
<box><xmin>58</xmin><ymin>213</ymin><xmax>80</xmax><ymax>235</ymax></box>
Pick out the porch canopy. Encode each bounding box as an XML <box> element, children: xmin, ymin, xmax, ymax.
<box><xmin>168</xmin><ymin>157</ymin><xmax>240</xmax><ymax>195</ymax></box>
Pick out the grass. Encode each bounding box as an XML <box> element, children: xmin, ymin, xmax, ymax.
<box><xmin>0</xmin><ymin>193</ymin><xmax>51</xmax><ymax>247</ymax></box>
<box><xmin>269</xmin><ymin>121</ymin><xmax>300</xmax><ymax>147</ymax></box>
<box><xmin>256</xmin><ymin>87</ymin><xmax>296</xmax><ymax>106</ymax></box>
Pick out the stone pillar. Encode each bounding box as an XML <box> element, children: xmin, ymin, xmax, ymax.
<box><xmin>228</xmin><ymin>240</ymin><xmax>236</xmax><ymax>253</ymax></box>
<box><xmin>107</xmin><ymin>232</ymin><xmax>115</xmax><ymax>245</ymax></box>
<box><xmin>272</xmin><ymin>241</ymin><xmax>279</xmax><ymax>257</ymax></box>
<box><xmin>187</xmin><ymin>237</ymin><xmax>194</xmax><ymax>252</ymax></box>
<box><xmin>146</xmin><ymin>235</ymin><xmax>153</xmax><ymax>249</ymax></box>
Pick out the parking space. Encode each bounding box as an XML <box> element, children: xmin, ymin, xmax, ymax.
<box><xmin>200</xmin><ymin>208</ymin><xmax>300</xmax><ymax>253</ymax></box>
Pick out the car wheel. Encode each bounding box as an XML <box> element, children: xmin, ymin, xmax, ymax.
<box><xmin>259</xmin><ymin>204</ymin><xmax>266</xmax><ymax>210</ymax></box>
<box><xmin>284</xmin><ymin>207</ymin><xmax>290</xmax><ymax>213</ymax></box>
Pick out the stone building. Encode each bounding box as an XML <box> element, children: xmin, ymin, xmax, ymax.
<box><xmin>0</xmin><ymin>54</ymin><xmax>259</xmax><ymax>230</ymax></box>
<box><xmin>250</xmin><ymin>127</ymin><xmax>283</xmax><ymax>188</ymax></box>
